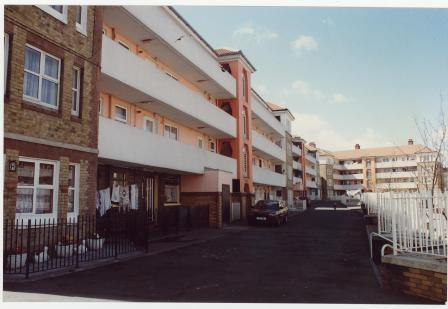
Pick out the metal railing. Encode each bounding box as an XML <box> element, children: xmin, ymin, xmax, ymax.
<box><xmin>362</xmin><ymin>192</ymin><xmax>448</xmax><ymax>257</ymax></box>
<box><xmin>3</xmin><ymin>208</ymin><xmax>150</xmax><ymax>278</ymax></box>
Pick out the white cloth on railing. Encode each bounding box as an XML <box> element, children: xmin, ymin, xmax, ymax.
<box><xmin>120</xmin><ymin>186</ymin><xmax>130</xmax><ymax>207</ymax></box>
<box><xmin>97</xmin><ymin>188</ymin><xmax>111</xmax><ymax>216</ymax></box>
<box><xmin>130</xmin><ymin>184</ymin><xmax>139</xmax><ymax>210</ymax></box>
<box><xmin>111</xmin><ymin>184</ymin><xmax>120</xmax><ymax>203</ymax></box>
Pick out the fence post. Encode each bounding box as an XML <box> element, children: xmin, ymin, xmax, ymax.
<box><xmin>391</xmin><ymin>194</ymin><xmax>397</xmax><ymax>255</ymax></box>
<box><xmin>25</xmin><ymin>219</ymin><xmax>31</xmax><ymax>279</ymax></box>
<box><xmin>76</xmin><ymin>215</ymin><xmax>80</xmax><ymax>268</ymax></box>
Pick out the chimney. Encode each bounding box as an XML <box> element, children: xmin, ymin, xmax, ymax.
<box><xmin>408</xmin><ymin>138</ymin><xmax>413</xmax><ymax>145</ymax></box>
<box><xmin>355</xmin><ymin>144</ymin><xmax>360</xmax><ymax>150</ymax></box>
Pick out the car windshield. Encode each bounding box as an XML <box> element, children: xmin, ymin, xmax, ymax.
<box><xmin>254</xmin><ymin>200</ymin><xmax>279</xmax><ymax>210</ymax></box>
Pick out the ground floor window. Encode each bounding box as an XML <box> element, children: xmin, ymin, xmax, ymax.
<box><xmin>16</xmin><ymin>157</ymin><xmax>59</xmax><ymax>220</ymax></box>
<box><xmin>164</xmin><ymin>184</ymin><xmax>179</xmax><ymax>205</ymax></box>
<box><xmin>67</xmin><ymin>163</ymin><xmax>80</xmax><ymax>218</ymax></box>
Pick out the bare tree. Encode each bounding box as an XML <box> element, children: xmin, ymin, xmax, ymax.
<box><xmin>414</xmin><ymin>98</ymin><xmax>447</xmax><ymax>196</ymax></box>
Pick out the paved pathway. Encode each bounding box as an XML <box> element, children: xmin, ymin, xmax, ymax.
<box><xmin>4</xmin><ymin>208</ymin><xmax>433</xmax><ymax>303</ymax></box>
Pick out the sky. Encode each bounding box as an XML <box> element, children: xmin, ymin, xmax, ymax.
<box><xmin>175</xmin><ymin>5</ymin><xmax>448</xmax><ymax>151</ymax></box>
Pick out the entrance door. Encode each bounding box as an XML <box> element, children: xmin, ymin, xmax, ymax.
<box><xmin>142</xmin><ymin>177</ymin><xmax>155</xmax><ymax>223</ymax></box>
<box><xmin>222</xmin><ymin>184</ymin><xmax>231</xmax><ymax>224</ymax></box>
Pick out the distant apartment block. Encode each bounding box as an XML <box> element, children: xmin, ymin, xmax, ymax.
<box><xmin>319</xmin><ymin>139</ymin><xmax>442</xmax><ymax>199</ymax></box>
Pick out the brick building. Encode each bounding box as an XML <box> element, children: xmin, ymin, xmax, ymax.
<box><xmin>4</xmin><ymin>5</ymin><xmax>103</xmax><ymax>221</ymax></box>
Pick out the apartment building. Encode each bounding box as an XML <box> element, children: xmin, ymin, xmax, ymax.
<box><xmin>304</xmin><ymin>142</ymin><xmax>320</xmax><ymax>199</ymax></box>
<box><xmin>267</xmin><ymin>102</ymin><xmax>295</xmax><ymax>206</ymax></box>
<box><xmin>4</xmin><ymin>5</ymin><xmax>102</xmax><ymax>221</ymax></box>
<box><xmin>250</xmin><ymin>92</ymin><xmax>286</xmax><ymax>204</ymax></box>
<box><xmin>326</xmin><ymin>139</ymin><xmax>442</xmax><ymax>196</ymax></box>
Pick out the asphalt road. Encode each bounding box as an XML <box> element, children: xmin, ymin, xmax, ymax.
<box><xmin>4</xmin><ymin>208</ymin><xmax>433</xmax><ymax>303</ymax></box>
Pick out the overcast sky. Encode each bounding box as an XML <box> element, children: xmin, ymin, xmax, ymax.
<box><xmin>175</xmin><ymin>5</ymin><xmax>448</xmax><ymax>151</ymax></box>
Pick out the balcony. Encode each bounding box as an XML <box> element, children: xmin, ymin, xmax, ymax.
<box><xmin>293</xmin><ymin>160</ymin><xmax>302</xmax><ymax>170</ymax></box>
<box><xmin>103</xmin><ymin>6</ymin><xmax>236</xmax><ymax>99</ymax></box>
<box><xmin>251</xmin><ymin>130</ymin><xmax>286</xmax><ymax>162</ymax></box>
<box><xmin>98</xmin><ymin>117</ymin><xmax>237</xmax><ymax>176</ymax></box>
<box><xmin>375</xmin><ymin>182</ymin><xmax>418</xmax><ymax>189</ymax></box>
<box><xmin>252</xmin><ymin>165</ymin><xmax>286</xmax><ymax>187</ymax></box>
<box><xmin>333</xmin><ymin>173</ymin><xmax>363</xmax><ymax>180</ymax></box>
<box><xmin>375</xmin><ymin>171</ymin><xmax>416</xmax><ymax>179</ymax></box>
<box><xmin>305</xmin><ymin>167</ymin><xmax>316</xmax><ymax>176</ymax></box>
<box><xmin>100</xmin><ymin>36</ymin><xmax>236</xmax><ymax>139</ymax></box>
<box><xmin>251</xmin><ymin>92</ymin><xmax>285</xmax><ymax>139</ymax></box>
<box><xmin>333</xmin><ymin>163</ymin><xmax>363</xmax><ymax>170</ymax></box>
<box><xmin>333</xmin><ymin>184</ymin><xmax>364</xmax><ymax>190</ymax></box>
<box><xmin>293</xmin><ymin>176</ymin><xmax>302</xmax><ymax>184</ymax></box>
<box><xmin>375</xmin><ymin>161</ymin><xmax>417</xmax><ymax>168</ymax></box>
<box><xmin>305</xmin><ymin>153</ymin><xmax>316</xmax><ymax>163</ymax></box>
<box><xmin>306</xmin><ymin>180</ymin><xmax>317</xmax><ymax>189</ymax></box>
<box><xmin>292</xmin><ymin>145</ymin><xmax>302</xmax><ymax>156</ymax></box>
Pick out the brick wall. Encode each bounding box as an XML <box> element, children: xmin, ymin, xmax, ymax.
<box><xmin>181</xmin><ymin>192</ymin><xmax>222</xmax><ymax>228</ymax></box>
<box><xmin>380</xmin><ymin>262</ymin><xmax>447</xmax><ymax>303</ymax></box>
<box><xmin>3</xmin><ymin>6</ymin><xmax>102</xmax><ymax>221</ymax></box>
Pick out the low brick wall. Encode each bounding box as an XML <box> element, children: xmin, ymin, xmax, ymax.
<box><xmin>380</xmin><ymin>256</ymin><xmax>447</xmax><ymax>303</ymax></box>
<box><xmin>181</xmin><ymin>192</ymin><xmax>222</xmax><ymax>229</ymax></box>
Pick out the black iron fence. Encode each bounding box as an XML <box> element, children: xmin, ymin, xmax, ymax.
<box><xmin>3</xmin><ymin>208</ymin><xmax>150</xmax><ymax>278</ymax></box>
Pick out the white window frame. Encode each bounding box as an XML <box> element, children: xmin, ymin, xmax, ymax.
<box><xmin>164</xmin><ymin>124</ymin><xmax>178</xmax><ymax>141</ymax></box>
<box><xmin>198</xmin><ymin>137</ymin><xmax>204</xmax><ymax>149</ymax></box>
<box><xmin>71</xmin><ymin>66</ymin><xmax>81</xmax><ymax>116</ymax></box>
<box><xmin>75</xmin><ymin>6</ymin><xmax>88</xmax><ymax>36</ymax></box>
<box><xmin>209</xmin><ymin>140</ymin><xmax>216</xmax><ymax>153</ymax></box>
<box><xmin>114</xmin><ymin>105</ymin><xmax>128</xmax><ymax>123</ymax></box>
<box><xmin>16</xmin><ymin>157</ymin><xmax>60</xmax><ymax>222</ymax></box>
<box><xmin>67</xmin><ymin>163</ymin><xmax>80</xmax><ymax>220</ymax></box>
<box><xmin>37</xmin><ymin>5</ymin><xmax>68</xmax><ymax>24</ymax></box>
<box><xmin>23</xmin><ymin>44</ymin><xmax>61</xmax><ymax>109</ymax></box>
<box><xmin>4</xmin><ymin>33</ymin><xmax>9</xmax><ymax>94</ymax></box>
<box><xmin>144</xmin><ymin>116</ymin><xmax>154</xmax><ymax>133</ymax></box>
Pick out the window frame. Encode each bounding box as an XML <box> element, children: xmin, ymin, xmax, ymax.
<box><xmin>198</xmin><ymin>137</ymin><xmax>204</xmax><ymax>149</ymax></box>
<box><xmin>75</xmin><ymin>6</ymin><xmax>88</xmax><ymax>36</ymax></box>
<box><xmin>164</xmin><ymin>184</ymin><xmax>180</xmax><ymax>206</ymax></box>
<box><xmin>144</xmin><ymin>116</ymin><xmax>155</xmax><ymax>133</ymax></box>
<box><xmin>37</xmin><ymin>5</ymin><xmax>68</xmax><ymax>24</ymax></box>
<box><xmin>114</xmin><ymin>105</ymin><xmax>128</xmax><ymax>123</ymax></box>
<box><xmin>16</xmin><ymin>157</ymin><xmax>60</xmax><ymax>222</ymax></box>
<box><xmin>99</xmin><ymin>97</ymin><xmax>103</xmax><ymax>116</ymax></box>
<box><xmin>71</xmin><ymin>66</ymin><xmax>81</xmax><ymax>116</ymax></box>
<box><xmin>67</xmin><ymin>163</ymin><xmax>80</xmax><ymax>220</ymax></box>
<box><xmin>164</xmin><ymin>124</ymin><xmax>179</xmax><ymax>141</ymax></box>
<box><xmin>23</xmin><ymin>44</ymin><xmax>61</xmax><ymax>110</ymax></box>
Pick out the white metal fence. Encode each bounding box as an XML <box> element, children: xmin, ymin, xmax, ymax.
<box><xmin>362</xmin><ymin>192</ymin><xmax>448</xmax><ymax>257</ymax></box>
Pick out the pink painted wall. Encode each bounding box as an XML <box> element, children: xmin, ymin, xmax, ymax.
<box><xmin>181</xmin><ymin>170</ymin><xmax>233</xmax><ymax>193</ymax></box>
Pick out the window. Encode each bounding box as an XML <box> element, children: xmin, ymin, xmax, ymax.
<box><xmin>118</xmin><ymin>40</ymin><xmax>130</xmax><ymax>51</ymax></box>
<box><xmin>75</xmin><ymin>6</ymin><xmax>88</xmax><ymax>35</ymax></box>
<box><xmin>242</xmin><ymin>70</ymin><xmax>248</xmax><ymax>101</ymax></box>
<box><xmin>99</xmin><ymin>97</ymin><xmax>103</xmax><ymax>116</ymax></box>
<box><xmin>243</xmin><ymin>146</ymin><xmax>248</xmax><ymax>177</ymax></box>
<box><xmin>242</xmin><ymin>109</ymin><xmax>247</xmax><ymax>138</ymax></box>
<box><xmin>71</xmin><ymin>67</ymin><xmax>81</xmax><ymax>116</ymax></box>
<box><xmin>209</xmin><ymin>140</ymin><xmax>216</xmax><ymax>152</ymax></box>
<box><xmin>23</xmin><ymin>45</ymin><xmax>61</xmax><ymax>109</ymax></box>
<box><xmin>37</xmin><ymin>5</ymin><xmax>68</xmax><ymax>24</ymax></box>
<box><xmin>164</xmin><ymin>124</ymin><xmax>178</xmax><ymax>140</ymax></box>
<box><xmin>144</xmin><ymin>117</ymin><xmax>154</xmax><ymax>133</ymax></box>
<box><xmin>16</xmin><ymin>158</ymin><xmax>59</xmax><ymax>220</ymax></box>
<box><xmin>164</xmin><ymin>185</ymin><xmax>179</xmax><ymax>205</ymax></box>
<box><xmin>68</xmin><ymin>164</ymin><xmax>80</xmax><ymax>218</ymax></box>
<box><xmin>198</xmin><ymin>137</ymin><xmax>203</xmax><ymax>149</ymax></box>
<box><xmin>4</xmin><ymin>33</ymin><xmax>9</xmax><ymax>94</ymax></box>
<box><xmin>258</xmin><ymin>159</ymin><xmax>262</xmax><ymax>168</ymax></box>
<box><xmin>114</xmin><ymin>105</ymin><xmax>127</xmax><ymax>122</ymax></box>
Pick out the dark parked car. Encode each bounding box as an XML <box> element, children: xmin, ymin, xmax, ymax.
<box><xmin>248</xmin><ymin>200</ymin><xmax>288</xmax><ymax>226</ymax></box>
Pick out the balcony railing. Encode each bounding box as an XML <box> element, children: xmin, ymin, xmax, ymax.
<box><xmin>333</xmin><ymin>173</ymin><xmax>363</xmax><ymax>180</ymax></box>
<box><xmin>292</xmin><ymin>145</ymin><xmax>301</xmax><ymax>156</ymax></box>
<box><xmin>100</xmin><ymin>36</ymin><xmax>237</xmax><ymax>139</ymax></box>
<box><xmin>98</xmin><ymin>117</ymin><xmax>237</xmax><ymax>176</ymax></box>
<box><xmin>305</xmin><ymin>167</ymin><xmax>316</xmax><ymax>176</ymax></box>
<box><xmin>251</xmin><ymin>130</ymin><xmax>286</xmax><ymax>162</ymax></box>
<box><xmin>251</xmin><ymin>92</ymin><xmax>285</xmax><ymax>138</ymax></box>
<box><xmin>293</xmin><ymin>160</ymin><xmax>302</xmax><ymax>170</ymax></box>
<box><xmin>252</xmin><ymin>165</ymin><xmax>286</xmax><ymax>187</ymax></box>
<box><xmin>333</xmin><ymin>184</ymin><xmax>364</xmax><ymax>190</ymax></box>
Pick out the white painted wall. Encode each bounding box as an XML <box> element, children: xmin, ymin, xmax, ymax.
<box><xmin>252</xmin><ymin>165</ymin><xmax>286</xmax><ymax>187</ymax></box>
<box><xmin>251</xmin><ymin>130</ymin><xmax>286</xmax><ymax>162</ymax></box>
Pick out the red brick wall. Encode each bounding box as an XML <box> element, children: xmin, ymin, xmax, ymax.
<box><xmin>181</xmin><ymin>192</ymin><xmax>222</xmax><ymax>228</ymax></box>
<box><xmin>380</xmin><ymin>263</ymin><xmax>447</xmax><ymax>303</ymax></box>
